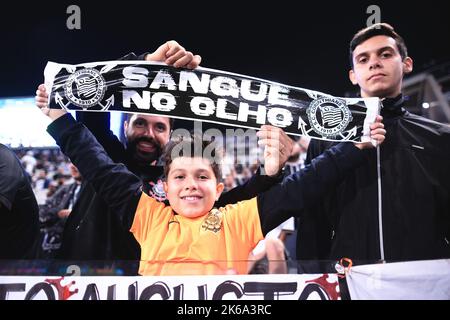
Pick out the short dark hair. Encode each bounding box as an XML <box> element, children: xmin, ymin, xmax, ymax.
<box><xmin>124</xmin><ymin>113</ymin><xmax>175</xmax><ymax>130</ymax></box>
<box><xmin>349</xmin><ymin>23</ymin><xmax>408</xmax><ymax>68</ymax></box>
<box><xmin>162</xmin><ymin>133</ymin><xmax>222</xmax><ymax>181</ymax></box>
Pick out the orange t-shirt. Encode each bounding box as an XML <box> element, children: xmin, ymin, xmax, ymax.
<box><xmin>130</xmin><ymin>193</ymin><xmax>263</xmax><ymax>276</ymax></box>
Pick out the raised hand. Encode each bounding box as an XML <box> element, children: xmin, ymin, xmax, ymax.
<box><xmin>257</xmin><ymin>125</ymin><xmax>294</xmax><ymax>176</ymax></box>
<box><xmin>35</xmin><ymin>84</ymin><xmax>67</xmax><ymax>120</ymax></box>
<box><xmin>354</xmin><ymin>115</ymin><xmax>386</xmax><ymax>149</ymax></box>
<box><xmin>145</xmin><ymin>40</ymin><xmax>201</xmax><ymax>69</ymax></box>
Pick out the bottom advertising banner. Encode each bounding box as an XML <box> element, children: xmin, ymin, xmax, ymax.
<box><xmin>0</xmin><ymin>273</ymin><xmax>340</xmax><ymax>300</ymax></box>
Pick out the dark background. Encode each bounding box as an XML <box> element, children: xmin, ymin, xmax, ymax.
<box><xmin>1</xmin><ymin>0</ymin><xmax>449</xmax><ymax>98</ymax></box>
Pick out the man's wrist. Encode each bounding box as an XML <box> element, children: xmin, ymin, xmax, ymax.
<box><xmin>269</xmin><ymin>167</ymin><xmax>285</xmax><ymax>179</ymax></box>
<box><xmin>261</xmin><ymin>164</ymin><xmax>285</xmax><ymax>179</ymax></box>
<box><xmin>46</xmin><ymin>109</ymin><xmax>67</xmax><ymax>121</ymax></box>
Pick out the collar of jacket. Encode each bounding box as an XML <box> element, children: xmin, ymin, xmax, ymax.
<box><xmin>380</xmin><ymin>94</ymin><xmax>407</xmax><ymax>118</ymax></box>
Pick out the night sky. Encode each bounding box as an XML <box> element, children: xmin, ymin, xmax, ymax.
<box><xmin>1</xmin><ymin>0</ymin><xmax>449</xmax><ymax>98</ymax></box>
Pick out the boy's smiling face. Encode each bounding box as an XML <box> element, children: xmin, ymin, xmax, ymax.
<box><xmin>164</xmin><ymin>157</ymin><xmax>224</xmax><ymax>218</ymax></box>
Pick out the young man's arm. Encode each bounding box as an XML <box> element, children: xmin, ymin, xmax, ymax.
<box><xmin>216</xmin><ymin>169</ymin><xmax>284</xmax><ymax>207</ymax></box>
<box><xmin>297</xmin><ymin>138</ymin><xmax>336</xmax><ymax>259</ymax></box>
<box><xmin>216</xmin><ymin>126</ymin><xmax>293</xmax><ymax>207</ymax></box>
<box><xmin>46</xmin><ymin>112</ymin><xmax>142</xmax><ymax>229</ymax></box>
<box><xmin>256</xmin><ymin>116</ymin><xmax>385</xmax><ymax>235</ymax></box>
<box><xmin>257</xmin><ymin>142</ymin><xmax>367</xmax><ymax>235</ymax></box>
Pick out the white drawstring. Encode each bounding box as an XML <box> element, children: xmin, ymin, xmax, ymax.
<box><xmin>376</xmin><ymin>145</ymin><xmax>385</xmax><ymax>261</ymax></box>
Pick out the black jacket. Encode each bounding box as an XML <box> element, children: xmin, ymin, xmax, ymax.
<box><xmin>300</xmin><ymin>95</ymin><xmax>450</xmax><ymax>264</ymax></box>
<box><xmin>0</xmin><ymin>144</ymin><xmax>39</xmax><ymax>259</ymax></box>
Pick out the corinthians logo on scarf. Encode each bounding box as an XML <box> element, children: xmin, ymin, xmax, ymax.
<box><xmin>44</xmin><ymin>60</ymin><xmax>380</xmax><ymax>142</ymax></box>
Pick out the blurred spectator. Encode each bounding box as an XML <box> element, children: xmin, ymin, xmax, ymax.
<box><xmin>248</xmin><ymin>218</ymin><xmax>295</xmax><ymax>274</ymax></box>
<box><xmin>46</xmin><ymin>172</ymin><xmax>70</xmax><ymax>197</ymax></box>
<box><xmin>37</xmin><ymin>162</ymin><xmax>83</xmax><ymax>258</ymax></box>
<box><xmin>32</xmin><ymin>167</ymin><xmax>51</xmax><ymax>204</ymax></box>
<box><xmin>0</xmin><ymin>143</ymin><xmax>39</xmax><ymax>259</ymax></box>
<box><xmin>223</xmin><ymin>171</ymin><xmax>237</xmax><ymax>192</ymax></box>
<box><xmin>284</xmin><ymin>136</ymin><xmax>310</xmax><ymax>175</ymax></box>
<box><xmin>21</xmin><ymin>150</ymin><xmax>37</xmax><ymax>176</ymax></box>
<box><xmin>240</xmin><ymin>167</ymin><xmax>253</xmax><ymax>184</ymax></box>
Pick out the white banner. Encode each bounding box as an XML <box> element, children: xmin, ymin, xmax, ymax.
<box><xmin>0</xmin><ymin>273</ymin><xmax>340</xmax><ymax>300</ymax></box>
<box><xmin>346</xmin><ymin>259</ymin><xmax>450</xmax><ymax>300</ymax></box>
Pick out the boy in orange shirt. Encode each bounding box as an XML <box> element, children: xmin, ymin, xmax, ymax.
<box><xmin>41</xmin><ymin>108</ymin><xmax>385</xmax><ymax>275</ymax></box>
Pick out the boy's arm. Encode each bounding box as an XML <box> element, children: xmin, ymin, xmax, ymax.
<box><xmin>46</xmin><ymin>112</ymin><xmax>142</xmax><ymax>229</ymax></box>
<box><xmin>257</xmin><ymin>142</ymin><xmax>366</xmax><ymax>235</ymax></box>
<box><xmin>75</xmin><ymin>112</ymin><xmax>126</xmax><ymax>163</ymax></box>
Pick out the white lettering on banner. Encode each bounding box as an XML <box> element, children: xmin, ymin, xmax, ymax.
<box><xmin>179</xmin><ymin>71</ymin><xmax>210</xmax><ymax>94</ymax></box>
<box><xmin>120</xmin><ymin>68</ymin><xmax>298</xmax><ymax>130</ymax></box>
<box><xmin>267</xmin><ymin>108</ymin><xmax>294</xmax><ymax>128</ymax></box>
<box><xmin>150</xmin><ymin>70</ymin><xmax>177</xmax><ymax>90</ymax></box>
<box><xmin>237</xmin><ymin>103</ymin><xmax>267</xmax><ymax>125</ymax></box>
<box><xmin>209</xmin><ymin>76</ymin><xmax>240</xmax><ymax>99</ymax></box>
<box><xmin>151</xmin><ymin>92</ymin><xmax>177</xmax><ymax>112</ymax></box>
<box><xmin>190</xmin><ymin>97</ymin><xmax>216</xmax><ymax>116</ymax></box>
<box><xmin>240</xmin><ymin>80</ymin><xmax>268</xmax><ymax>102</ymax></box>
<box><xmin>0</xmin><ymin>274</ymin><xmax>340</xmax><ymax>300</ymax></box>
<box><xmin>216</xmin><ymin>99</ymin><xmax>238</xmax><ymax>121</ymax></box>
<box><xmin>123</xmin><ymin>90</ymin><xmax>150</xmax><ymax>109</ymax></box>
<box><xmin>189</xmin><ymin>98</ymin><xmax>294</xmax><ymax>127</ymax></box>
<box><xmin>122</xmin><ymin>90</ymin><xmax>176</xmax><ymax>111</ymax></box>
<box><xmin>268</xmin><ymin>85</ymin><xmax>291</xmax><ymax>107</ymax></box>
<box><xmin>122</xmin><ymin>67</ymin><xmax>149</xmax><ymax>88</ymax></box>
<box><xmin>122</xmin><ymin>68</ymin><xmax>293</xmax><ymax>107</ymax></box>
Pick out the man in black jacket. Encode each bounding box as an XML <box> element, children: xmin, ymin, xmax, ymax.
<box><xmin>0</xmin><ymin>144</ymin><xmax>39</xmax><ymax>259</ymax></box>
<box><xmin>35</xmin><ymin>41</ymin><xmax>291</xmax><ymax>273</ymax></box>
<box><xmin>300</xmin><ymin>23</ymin><xmax>450</xmax><ymax>265</ymax></box>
